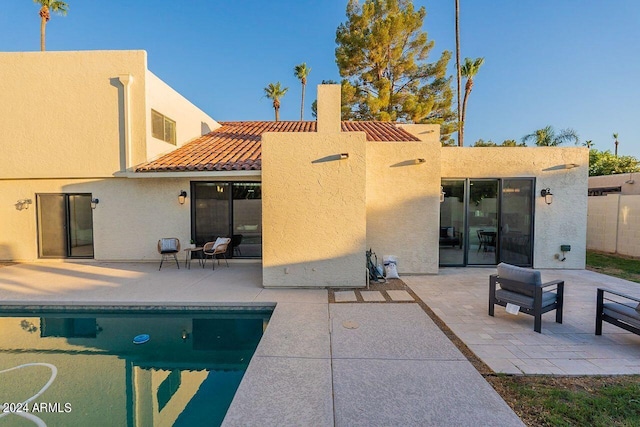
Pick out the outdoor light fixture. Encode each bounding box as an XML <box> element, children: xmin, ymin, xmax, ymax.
<box><xmin>540</xmin><ymin>188</ymin><xmax>553</xmax><ymax>205</ymax></box>
<box><xmin>16</xmin><ymin>199</ymin><xmax>32</xmax><ymax>210</ymax></box>
<box><xmin>181</xmin><ymin>329</ymin><xmax>190</xmax><ymax>341</ymax></box>
<box><xmin>178</xmin><ymin>190</ymin><xmax>187</xmax><ymax>205</ymax></box>
<box><xmin>563</xmin><ymin>163</ymin><xmax>579</xmax><ymax>169</ymax></box>
<box><xmin>91</xmin><ymin>198</ymin><xmax>99</xmax><ymax>209</ymax></box>
<box><xmin>416</xmin><ymin>158</ymin><xmax>426</xmax><ymax>164</ymax></box>
<box><xmin>440</xmin><ymin>186</ymin><xmax>446</xmax><ymax>203</ymax></box>
<box><xmin>339</xmin><ymin>153</ymin><xmax>349</xmax><ymax>160</ymax></box>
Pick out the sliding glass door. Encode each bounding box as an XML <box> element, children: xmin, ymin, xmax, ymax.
<box><xmin>439</xmin><ymin>178</ymin><xmax>534</xmax><ymax>267</ymax></box>
<box><xmin>439</xmin><ymin>180</ymin><xmax>466</xmax><ymax>266</ymax></box>
<box><xmin>467</xmin><ymin>180</ymin><xmax>499</xmax><ymax>265</ymax></box>
<box><xmin>37</xmin><ymin>194</ymin><xmax>94</xmax><ymax>258</ymax></box>
<box><xmin>192</xmin><ymin>182</ymin><xmax>262</xmax><ymax>258</ymax></box>
<box><xmin>499</xmin><ymin>179</ymin><xmax>534</xmax><ymax>265</ymax></box>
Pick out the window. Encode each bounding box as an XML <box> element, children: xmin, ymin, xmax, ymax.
<box><xmin>151</xmin><ymin>109</ymin><xmax>177</xmax><ymax>145</ymax></box>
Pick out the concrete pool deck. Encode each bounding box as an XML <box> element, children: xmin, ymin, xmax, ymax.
<box><xmin>1</xmin><ymin>261</ymin><xmax>638</xmax><ymax>425</ymax></box>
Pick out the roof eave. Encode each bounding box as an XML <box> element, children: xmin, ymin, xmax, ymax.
<box><xmin>115</xmin><ymin>170</ymin><xmax>262</xmax><ymax>179</ymax></box>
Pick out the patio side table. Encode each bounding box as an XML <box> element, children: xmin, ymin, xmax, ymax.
<box><xmin>183</xmin><ymin>247</ymin><xmax>204</xmax><ymax>269</ymax></box>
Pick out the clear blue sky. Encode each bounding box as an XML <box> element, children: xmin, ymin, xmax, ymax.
<box><xmin>2</xmin><ymin>1</ymin><xmax>638</xmax><ymax>157</ymax></box>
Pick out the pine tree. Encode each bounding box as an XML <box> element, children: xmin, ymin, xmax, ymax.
<box><xmin>335</xmin><ymin>0</ymin><xmax>455</xmax><ymax>143</ymax></box>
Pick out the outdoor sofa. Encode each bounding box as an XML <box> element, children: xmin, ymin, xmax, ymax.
<box><xmin>596</xmin><ymin>288</ymin><xmax>640</xmax><ymax>336</ymax></box>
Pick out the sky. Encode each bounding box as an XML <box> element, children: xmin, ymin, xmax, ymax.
<box><xmin>1</xmin><ymin>0</ymin><xmax>639</xmax><ymax>158</ymax></box>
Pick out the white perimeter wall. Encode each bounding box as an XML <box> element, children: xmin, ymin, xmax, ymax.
<box><xmin>441</xmin><ymin>147</ymin><xmax>589</xmax><ymax>269</ymax></box>
<box><xmin>588</xmin><ymin>194</ymin><xmax>640</xmax><ymax>257</ymax></box>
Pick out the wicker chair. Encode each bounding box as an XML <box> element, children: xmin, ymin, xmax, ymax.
<box><xmin>202</xmin><ymin>237</ymin><xmax>231</xmax><ymax>270</ymax></box>
<box><xmin>157</xmin><ymin>238</ymin><xmax>180</xmax><ymax>270</ymax></box>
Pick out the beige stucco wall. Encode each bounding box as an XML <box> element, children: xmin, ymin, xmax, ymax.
<box><xmin>0</xmin><ymin>51</ymin><xmax>218</xmax><ymax>180</ymax></box>
<box><xmin>0</xmin><ymin>50</ymin><xmax>148</xmax><ymax>178</ymax></box>
<box><xmin>441</xmin><ymin>147</ymin><xmax>589</xmax><ymax>269</ymax></box>
<box><xmin>366</xmin><ymin>124</ymin><xmax>441</xmax><ymax>274</ymax></box>
<box><xmin>0</xmin><ymin>176</ymin><xmax>252</xmax><ymax>261</ymax></box>
<box><xmin>145</xmin><ymin>71</ymin><xmax>220</xmax><ymax>161</ymax></box>
<box><xmin>589</xmin><ymin>173</ymin><xmax>640</xmax><ymax>195</ymax></box>
<box><xmin>261</xmin><ymin>132</ymin><xmax>367</xmax><ymax>288</ymax></box>
<box><xmin>588</xmin><ymin>194</ymin><xmax>640</xmax><ymax>257</ymax></box>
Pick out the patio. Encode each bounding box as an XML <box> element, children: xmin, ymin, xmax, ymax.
<box><xmin>1</xmin><ymin>261</ymin><xmax>639</xmax><ymax>425</ymax></box>
<box><xmin>404</xmin><ymin>268</ymin><xmax>640</xmax><ymax>375</ymax></box>
<box><xmin>1</xmin><ymin>262</ymin><xmax>639</xmax><ymax>378</ymax></box>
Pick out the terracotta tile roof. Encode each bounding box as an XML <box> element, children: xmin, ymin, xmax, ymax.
<box><xmin>135</xmin><ymin>121</ymin><xmax>420</xmax><ymax>173</ymax></box>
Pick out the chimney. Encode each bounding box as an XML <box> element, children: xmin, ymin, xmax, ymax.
<box><xmin>316</xmin><ymin>84</ymin><xmax>341</xmax><ymax>133</ymax></box>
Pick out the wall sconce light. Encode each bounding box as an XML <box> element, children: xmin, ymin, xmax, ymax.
<box><xmin>16</xmin><ymin>199</ymin><xmax>32</xmax><ymax>210</ymax></box>
<box><xmin>563</xmin><ymin>163</ymin><xmax>579</xmax><ymax>169</ymax></box>
<box><xmin>540</xmin><ymin>188</ymin><xmax>553</xmax><ymax>205</ymax></box>
<box><xmin>415</xmin><ymin>158</ymin><xmax>426</xmax><ymax>164</ymax></box>
<box><xmin>181</xmin><ymin>329</ymin><xmax>190</xmax><ymax>341</ymax></box>
<box><xmin>440</xmin><ymin>186</ymin><xmax>446</xmax><ymax>203</ymax></box>
<box><xmin>90</xmin><ymin>198</ymin><xmax>99</xmax><ymax>209</ymax></box>
<box><xmin>178</xmin><ymin>190</ymin><xmax>187</xmax><ymax>205</ymax></box>
<box><xmin>339</xmin><ymin>153</ymin><xmax>349</xmax><ymax>160</ymax></box>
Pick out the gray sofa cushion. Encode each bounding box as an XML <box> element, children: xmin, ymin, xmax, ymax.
<box><xmin>604</xmin><ymin>302</ymin><xmax>640</xmax><ymax>329</ymax></box>
<box><xmin>495</xmin><ymin>288</ymin><xmax>557</xmax><ymax>309</ymax></box>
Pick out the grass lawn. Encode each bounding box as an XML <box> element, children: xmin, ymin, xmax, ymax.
<box><xmin>486</xmin><ymin>251</ymin><xmax>640</xmax><ymax>426</ymax></box>
<box><xmin>488</xmin><ymin>375</ymin><xmax>640</xmax><ymax>426</ymax></box>
<box><xmin>586</xmin><ymin>250</ymin><xmax>640</xmax><ymax>283</ymax></box>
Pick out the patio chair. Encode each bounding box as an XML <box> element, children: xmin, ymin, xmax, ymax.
<box><xmin>158</xmin><ymin>238</ymin><xmax>180</xmax><ymax>270</ymax></box>
<box><xmin>232</xmin><ymin>234</ymin><xmax>243</xmax><ymax>256</ymax></box>
<box><xmin>477</xmin><ymin>230</ymin><xmax>496</xmax><ymax>253</ymax></box>
<box><xmin>489</xmin><ymin>262</ymin><xmax>564</xmax><ymax>333</ymax></box>
<box><xmin>202</xmin><ymin>237</ymin><xmax>231</xmax><ymax>270</ymax></box>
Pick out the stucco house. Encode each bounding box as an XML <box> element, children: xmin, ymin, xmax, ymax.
<box><xmin>0</xmin><ymin>50</ymin><xmax>589</xmax><ymax>288</ymax></box>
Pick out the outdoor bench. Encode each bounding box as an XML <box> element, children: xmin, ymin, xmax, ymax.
<box><xmin>596</xmin><ymin>288</ymin><xmax>640</xmax><ymax>336</ymax></box>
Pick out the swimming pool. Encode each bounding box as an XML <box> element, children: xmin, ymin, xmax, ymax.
<box><xmin>0</xmin><ymin>305</ymin><xmax>273</xmax><ymax>426</ymax></box>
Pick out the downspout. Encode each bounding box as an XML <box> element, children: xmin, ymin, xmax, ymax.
<box><xmin>118</xmin><ymin>74</ymin><xmax>133</xmax><ymax>170</ymax></box>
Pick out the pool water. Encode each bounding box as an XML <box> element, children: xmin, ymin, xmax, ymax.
<box><xmin>0</xmin><ymin>307</ymin><xmax>272</xmax><ymax>426</ymax></box>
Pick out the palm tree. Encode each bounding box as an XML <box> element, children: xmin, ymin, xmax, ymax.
<box><xmin>263</xmin><ymin>82</ymin><xmax>288</xmax><ymax>122</ymax></box>
<box><xmin>583</xmin><ymin>140</ymin><xmax>594</xmax><ymax>148</ymax></box>
<box><xmin>613</xmin><ymin>132</ymin><xmax>619</xmax><ymax>156</ymax></box>
<box><xmin>34</xmin><ymin>0</ymin><xmax>69</xmax><ymax>51</ymax></box>
<box><xmin>455</xmin><ymin>0</ymin><xmax>461</xmax><ymax>146</ymax></box>
<box><xmin>294</xmin><ymin>63</ymin><xmax>311</xmax><ymax>121</ymax></box>
<box><xmin>521</xmin><ymin>126</ymin><xmax>579</xmax><ymax>146</ymax></box>
<box><xmin>459</xmin><ymin>57</ymin><xmax>484</xmax><ymax>147</ymax></box>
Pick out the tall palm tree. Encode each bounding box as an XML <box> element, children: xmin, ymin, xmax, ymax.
<box><xmin>263</xmin><ymin>82</ymin><xmax>288</xmax><ymax>122</ymax></box>
<box><xmin>522</xmin><ymin>126</ymin><xmax>579</xmax><ymax>146</ymax></box>
<box><xmin>583</xmin><ymin>140</ymin><xmax>594</xmax><ymax>148</ymax></box>
<box><xmin>613</xmin><ymin>132</ymin><xmax>619</xmax><ymax>156</ymax></box>
<box><xmin>34</xmin><ymin>0</ymin><xmax>69</xmax><ymax>51</ymax></box>
<box><xmin>294</xmin><ymin>63</ymin><xmax>311</xmax><ymax>121</ymax></box>
<box><xmin>459</xmin><ymin>57</ymin><xmax>484</xmax><ymax>147</ymax></box>
<box><xmin>455</xmin><ymin>0</ymin><xmax>461</xmax><ymax>146</ymax></box>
